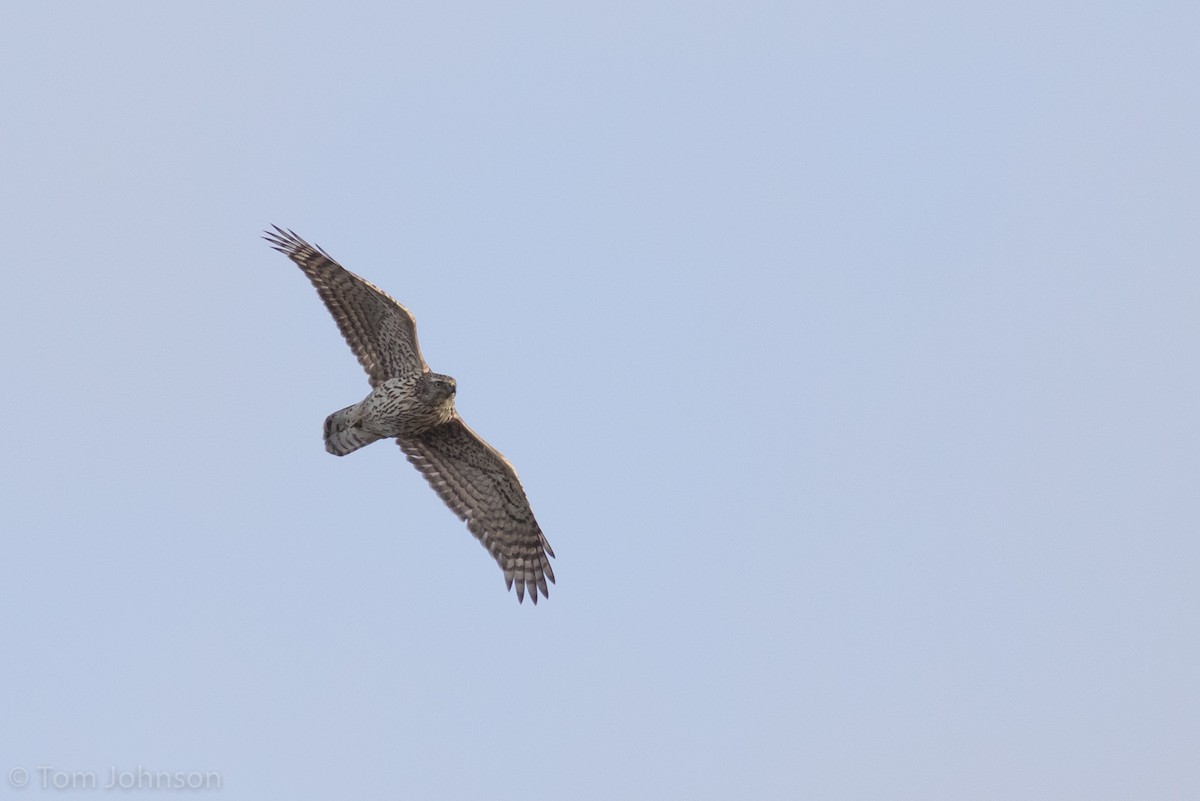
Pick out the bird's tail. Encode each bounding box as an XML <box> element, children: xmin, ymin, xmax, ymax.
<box><xmin>323</xmin><ymin>404</ymin><xmax>384</xmax><ymax>456</ymax></box>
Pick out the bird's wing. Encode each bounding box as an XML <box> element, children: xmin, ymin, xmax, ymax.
<box><xmin>398</xmin><ymin>417</ymin><xmax>555</xmax><ymax>604</ymax></box>
<box><xmin>264</xmin><ymin>226</ymin><xmax>426</xmax><ymax>385</ymax></box>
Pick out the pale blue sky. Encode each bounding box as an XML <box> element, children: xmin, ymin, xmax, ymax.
<box><xmin>1</xmin><ymin>2</ymin><xmax>1198</xmax><ymax>799</ymax></box>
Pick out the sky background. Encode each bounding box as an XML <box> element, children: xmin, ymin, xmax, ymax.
<box><xmin>1</xmin><ymin>2</ymin><xmax>1198</xmax><ymax>799</ymax></box>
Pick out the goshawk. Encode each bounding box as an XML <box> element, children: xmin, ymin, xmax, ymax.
<box><xmin>264</xmin><ymin>226</ymin><xmax>555</xmax><ymax>603</ymax></box>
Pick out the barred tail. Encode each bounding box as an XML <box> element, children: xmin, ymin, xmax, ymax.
<box><xmin>323</xmin><ymin>404</ymin><xmax>383</xmax><ymax>456</ymax></box>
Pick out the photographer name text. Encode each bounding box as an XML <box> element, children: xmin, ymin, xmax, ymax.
<box><xmin>9</xmin><ymin>765</ymin><xmax>222</xmax><ymax>792</ymax></box>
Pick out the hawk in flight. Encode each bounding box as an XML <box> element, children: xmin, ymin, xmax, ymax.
<box><xmin>264</xmin><ymin>226</ymin><xmax>555</xmax><ymax>603</ymax></box>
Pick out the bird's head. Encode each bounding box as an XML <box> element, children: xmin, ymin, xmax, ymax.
<box><xmin>424</xmin><ymin>372</ymin><xmax>458</xmax><ymax>403</ymax></box>
<box><xmin>429</xmin><ymin>373</ymin><xmax>456</xmax><ymax>397</ymax></box>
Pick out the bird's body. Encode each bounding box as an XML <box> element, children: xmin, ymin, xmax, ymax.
<box><xmin>263</xmin><ymin>227</ymin><xmax>555</xmax><ymax>603</ymax></box>
<box><xmin>324</xmin><ymin>373</ymin><xmax>458</xmax><ymax>455</ymax></box>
